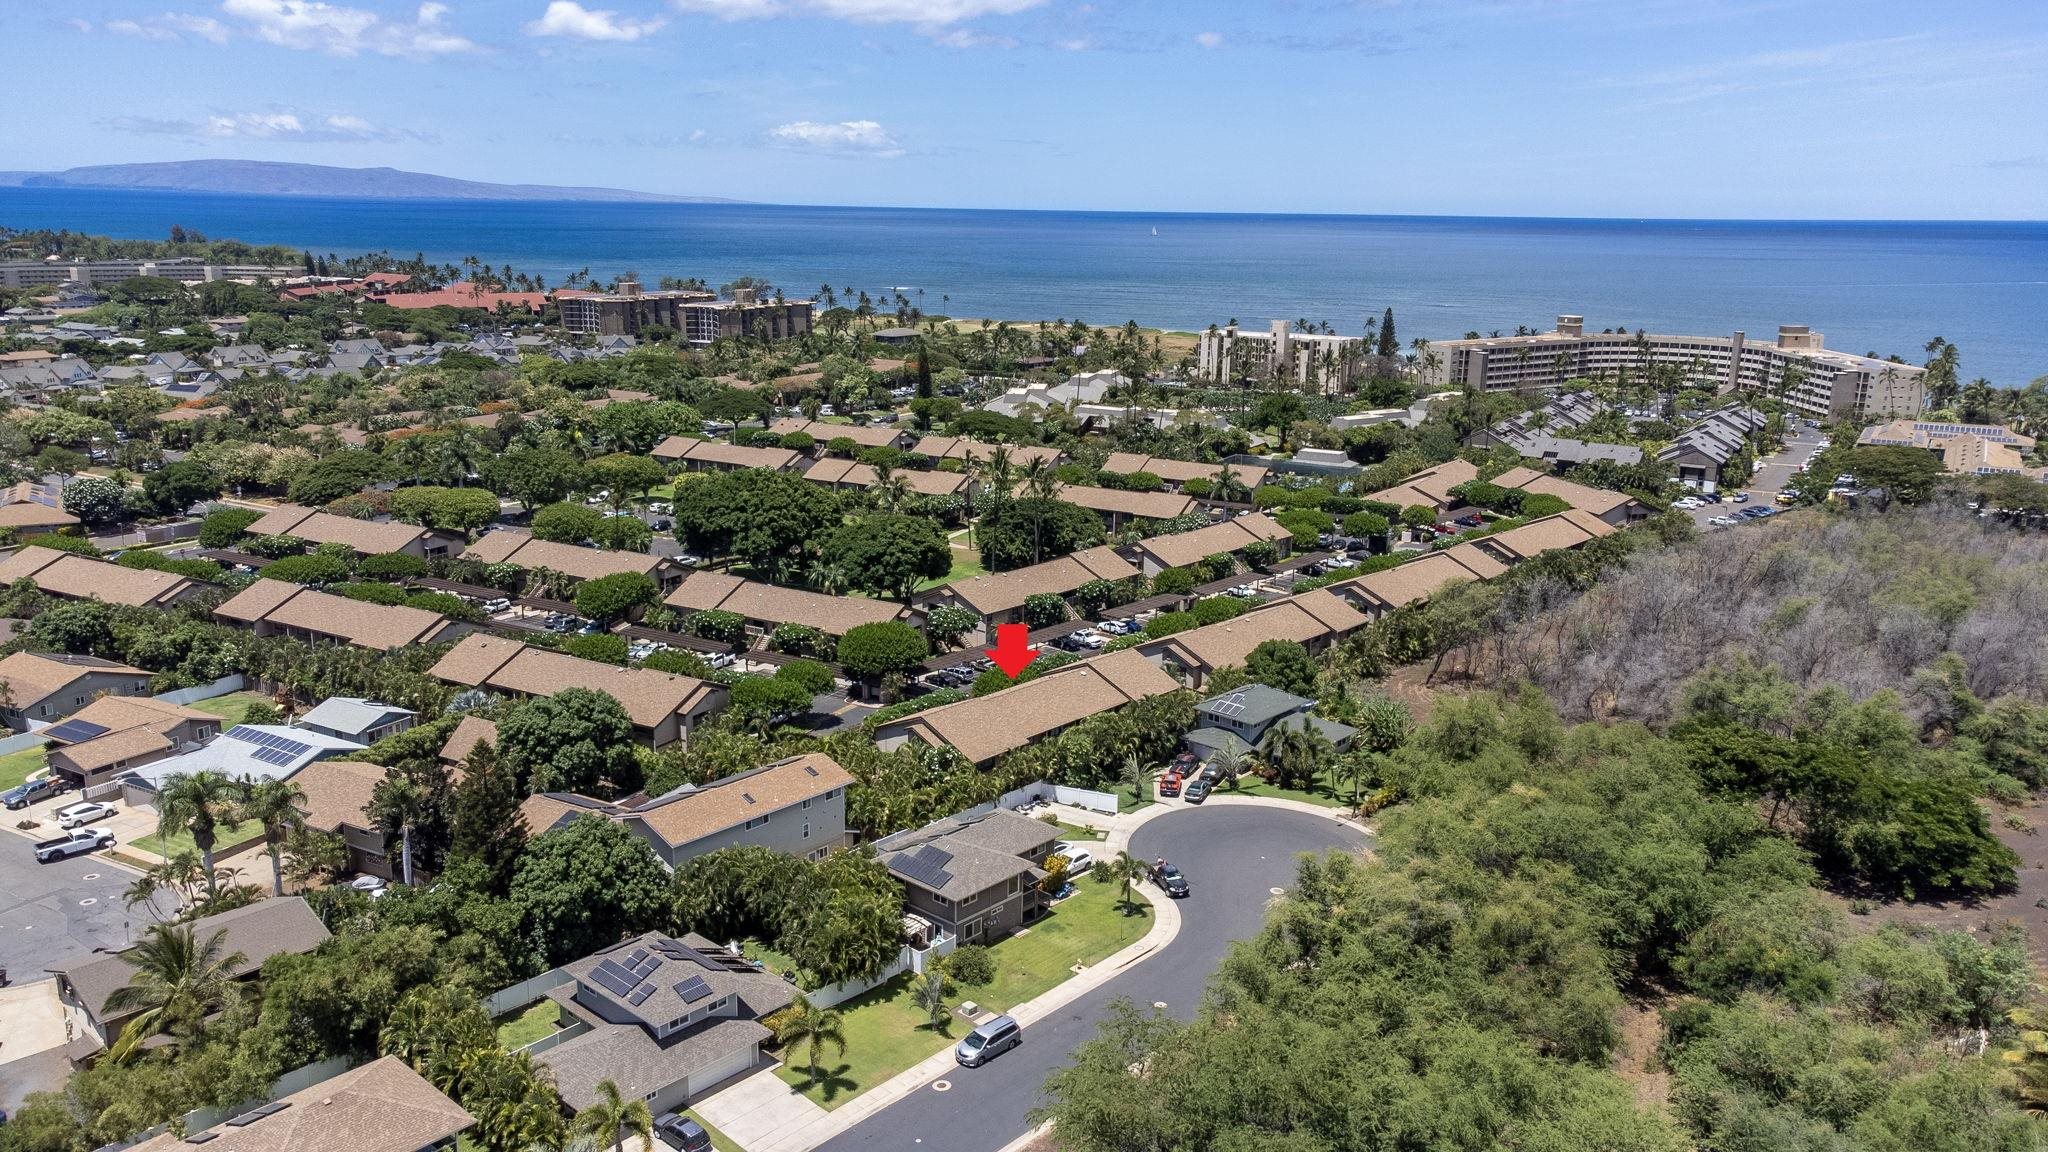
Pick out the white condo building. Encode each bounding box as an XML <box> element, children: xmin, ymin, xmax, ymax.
<box><xmin>1416</xmin><ymin>315</ymin><xmax>1926</xmax><ymax>421</ymax></box>
<box><xmin>0</xmin><ymin>256</ymin><xmax>302</xmax><ymax>288</ymax></box>
<box><xmin>1197</xmin><ymin>321</ymin><xmax>1369</xmax><ymax>392</ymax></box>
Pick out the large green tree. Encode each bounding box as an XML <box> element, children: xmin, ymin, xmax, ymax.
<box><xmin>671</xmin><ymin>468</ymin><xmax>841</xmax><ymax>573</ymax></box>
<box><xmin>822</xmin><ymin>514</ymin><xmax>951</xmax><ymax>601</ymax></box>
<box><xmin>509</xmin><ymin>814</ymin><xmax>671</xmax><ymax>967</ymax></box>
<box><xmin>496</xmin><ymin>687</ymin><xmax>641</xmax><ymax>797</ymax></box>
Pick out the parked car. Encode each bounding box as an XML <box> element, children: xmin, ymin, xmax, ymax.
<box><xmin>55</xmin><ymin>801</ymin><xmax>116</xmax><ymax>829</ymax></box>
<box><xmin>654</xmin><ymin>1114</ymin><xmax>713</xmax><ymax>1152</ymax></box>
<box><xmin>1053</xmin><ymin>842</ymin><xmax>1096</xmax><ymax>874</ymax></box>
<box><xmin>1730</xmin><ymin>491</ymin><xmax>1750</xmax><ymax>503</ymax></box>
<box><xmin>482</xmin><ymin>597</ymin><xmax>511</xmax><ymax>613</ymax></box>
<box><xmin>34</xmin><ymin>828</ymin><xmax>114</xmax><ymax>864</ymax></box>
<box><xmin>1674</xmin><ymin>497</ymin><xmax>1704</xmax><ymax>510</ymax></box>
<box><xmin>2</xmin><ymin>776</ymin><xmax>62</xmax><ymax>810</ymax></box>
<box><xmin>955</xmin><ymin>1015</ymin><xmax>1022</xmax><ymax>1067</ymax></box>
<box><xmin>1454</xmin><ymin>513</ymin><xmax>1484</xmax><ymax>527</ymax></box>
<box><xmin>1708</xmin><ymin>515</ymin><xmax>1737</xmax><ymax>526</ymax></box>
<box><xmin>1183</xmin><ymin>778</ymin><xmax>1211</xmax><ymax>804</ymax></box>
<box><xmin>1158</xmin><ymin>773</ymin><xmax>1182</xmax><ymax>798</ymax></box>
<box><xmin>1323</xmin><ymin>556</ymin><xmax>1357</xmax><ymax>570</ymax></box>
<box><xmin>1151</xmin><ymin>861</ymin><xmax>1190</xmax><ymax>897</ymax></box>
<box><xmin>349</xmin><ymin>874</ymin><xmax>389</xmax><ymax>898</ymax></box>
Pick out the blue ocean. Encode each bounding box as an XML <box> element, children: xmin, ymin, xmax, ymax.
<box><xmin>4</xmin><ymin>187</ymin><xmax>2045</xmax><ymax>385</ymax></box>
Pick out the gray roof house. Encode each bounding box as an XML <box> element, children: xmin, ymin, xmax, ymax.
<box><xmin>298</xmin><ymin>697</ymin><xmax>418</xmax><ymax>745</ymax></box>
<box><xmin>47</xmin><ymin>897</ymin><xmax>331</xmax><ymax>1047</ymax></box>
<box><xmin>874</xmin><ymin>809</ymin><xmax>1056</xmax><ymax>944</ymax></box>
<box><xmin>1657</xmin><ymin>405</ymin><xmax>1767</xmax><ymax>487</ymax></box>
<box><xmin>1183</xmin><ymin>683</ymin><xmax>1356</xmax><ymax>762</ymax></box>
<box><xmin>534</xmin><ymin>933</ymin><xmax>797</xmax><ymax>1116</ymax></box>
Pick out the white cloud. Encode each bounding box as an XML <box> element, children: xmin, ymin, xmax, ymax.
<box><xmin>673</xmin><ymin>0</ymin><xmax>1043</xmax><ymax>26</ymax></box>
<box><xmin>110</xmin><ymin>109</ymin><xmax>428</xmax><ymax>143</ymax></box>
<box><xmin>929</xmin><ymin>27</ymin><xmax>1017</xmax><ymax>48</ymax></box>
<box><xmin>106</xmin><ymin>14</ymin><xmax>228</xmax><ymax>42</ymax></box>
<box><xmin>527</xmin><ymin>0</ymin><xmax>666</xmax><ymax>40</ymax></box>
<box><xmin>1053</xmin><ymin>36</ymin><xmax>1090</xmax><ymax>50</ymax></box>
<box><xmin>1194</xmin><ymin>30</ymin><xmax>1222</xmax><ymax>49</ymax></box>
<box><xmin>214</xmin><ymin>0</ymin><xmax>476</xmax><ymax>58</ymax></box>
<box><xmin>768</xmin><ymin>119</ymin><xmax>903</xmax><ymax>157</ymax></box>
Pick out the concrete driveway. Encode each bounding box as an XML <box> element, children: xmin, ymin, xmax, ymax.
<box><xmin>806</xmin><ymin>805</ymin><xmax>1365</xmax><ymax>1152</ymax></box>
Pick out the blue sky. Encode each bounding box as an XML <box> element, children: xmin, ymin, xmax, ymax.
<box><xmin>9</xmin><ymin>0</ymin><xmax>2046</xmax><ymax>218</ymax></box>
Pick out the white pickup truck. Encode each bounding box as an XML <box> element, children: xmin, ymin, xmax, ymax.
<box><xmin>34</xmin><ymin>828</ymin><xmax>114</xmax><ymax>864</ymax></box>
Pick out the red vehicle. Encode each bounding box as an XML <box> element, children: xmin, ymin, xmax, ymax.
<box><xmin>1158</xmin><ymin>773</ymin><xmax>1183</xmax><ymax>798</ymax></box>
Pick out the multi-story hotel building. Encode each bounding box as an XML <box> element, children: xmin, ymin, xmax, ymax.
<box><xmin>1417</xmin><ymin>314</ymin><xmax>1926</xmax><ymax>421</ymax></box>
<box><xmin>0</xmin><ymin>256</ymin><xmax>302</xmax><ymax>288</ymax></box>
<box><xmin>1197</xmin><ymin>320</ymin><xmax>1369</xmax><ymax>392</ymax></box>
<box><xmin>557</xmin><ymin>280</ymin><xmax>814</xmax><ymax>344</ymax></box>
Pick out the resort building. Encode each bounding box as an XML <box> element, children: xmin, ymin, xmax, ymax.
<box><xmin>0</xmin><ymin>257</ymin><xmax>301</xmax><ymax>288</ymax></box>
<box><xmin>1100</xmin><ymin>453</ymin><xmax>1268</xmax><ymax>495</ymax></box>
<box><xmin>463</xmin><ymin>530</ymin><xmax>684</xmax><ymax>591</ymax></box>
<box><xmin>1196</xmin><ymin>321</ymin><xmax>1369</xmax><ymax>391</ymax></box>
<box><xmin>915</xmin><ymin>546</ymin><xmax>1141</xmax><ymax>643</ymax></box>
<box><xmin>1856</xmin><ymin>419</ymin><xmax>2043</xmax><ymax>478</ymax></box>
<box><xmin>1417</xmin><ymin>314</ymin><xmax>1926</xmax><ymax>421</ymax></box>
<box><xmin>557</xmin><ymin>282</ymin><xmax>813</xmax><ymax>345</ymax></box>
<box><xmin>0</xmin><ymin>548</ymin><xmax>202</xmax><ymax>609</ymax></box>
<box><xmin>1128</xmin><ymin>512</ymin><xmax>1293</xmax><ymax>577</ymax></box>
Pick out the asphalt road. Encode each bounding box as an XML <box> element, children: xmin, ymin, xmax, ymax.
<box><xmin>0</xmin><ymin>837</ymin><xmax>164</xmax><ymax>980</ymax></box>
<box><xmin>1681</xmin><ymin>424</ymin><xmax>1828</xmax><ymax>530</ymax></box>
<box><xmin>811</xmin><ymin>805</ymin><xmax>1367</xmax><ymax>1152</ymax></box>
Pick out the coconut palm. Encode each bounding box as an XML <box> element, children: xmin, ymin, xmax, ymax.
<box><xmin>870</xmin><ymin>460</ymin><xmax>910</xmax><ymax>513</ymax></box>
<box><xmin>774</xmin><ymin>994</ymin><xmax>847</xmax><ymax>1085</ymax></box>
<box><xmin>154</xmin><ymin>771</ymin><xmax>245</xmax><ymax>898</ymax></box>
<box><xmin>911</xmin><ymin>967</ymin><xmax>950</xmax><ymax>1031</ymax></box>
<box><xmin>237</xmin><ymin>777</ymin><xmax>308</xmax><ymax>897</ymax></box>
<box><xmin>1259</xmin><ymin>723</ymin><xmax>1332</xmax><ymax>793</ymax></box>
<box><xmin>368</xmin><ymin>772</ymin><xmax>429</xmax><ymax>886</ymax></box>
<box><xmin>102</xmin><ymin>923</ymin><xmax>247</xmax><ymax>1062</ymax></box>
<box><xmin>1121</xmin><ymin>753</ymin><xmax>1156</xmax><ymax>808</ymax></box>
<box><xmin>572</xmin><ymin>1077</ymin><xmax>655</xmax><ymax>1152</ymax></box>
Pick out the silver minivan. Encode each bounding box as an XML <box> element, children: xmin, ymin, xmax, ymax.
<box><xmin>954</xmin><ymin>1015</ymin><xmax>1022</xmax><ymax>1067</ymax></box>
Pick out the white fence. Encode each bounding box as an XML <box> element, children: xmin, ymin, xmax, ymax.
<box><xmin>998</xmin><ymin>779</ymin><xmax>1120</xmax><ymax>815</ymax></box>
<box><xmin>485</xmin><ymin>968</ymin><xmax>575</xmax><ymax>1017</ymax></box>
<box><xmin>153</xmin><ymin>674</ymin><xmax>247</xmax><ymax>707</ymax></box>
<box><xmin>808</xmin><ymin>934</ymin><xmax>956</xmax><ymax>1010</ymax></box>
<box><xmin>0</xmin><ymin>731</ymin><xmax>47</xmax><ymax>756</ymax></box>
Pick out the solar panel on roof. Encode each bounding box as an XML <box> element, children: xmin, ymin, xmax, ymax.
<box><xmin>631</xmin><ymin>952</ymin><xmax>663</xmax><ymax>979</ymax></box>
<box><xmin>627</xmin><ymin>984</ymin><xmax>655</xmax><ymax>1006</ymax></box>
<box><xmin>589</xmin><ymin>960</ymin><xmax>637</xmax><ymax>997</ymax></box>
<box><xmin>803</xmin><ymin>764</ymin><xmax>819</xmax><ymax>776</ymax></box>
<box><xmin>249</xmin><ymin>746</ymin><xmax>299</xmax><ymax>767</ymax></box>
<box><xmin>626</xmin><ymin>948</ymin><xmax>648</xmax><ymax>967</ymax></box>
<box><xmin>44</xmin><ymin>719</ymin><xmax>110</xmax><ymax>743</ymax></box>
<box><xmin>741</xmin><ymin>792</ymin><xmax>755</xmax><ymax>804</ymax></box>
<box><xmin>674</xmin><ymin>975</ymin><xmax>713</xmax><ymax>1004</ymax></box>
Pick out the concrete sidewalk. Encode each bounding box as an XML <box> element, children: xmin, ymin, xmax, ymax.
<box><xmin>705</xmin><ymin>795</ymin><xmax>1359</xmax><ymax>1152</ymax></box>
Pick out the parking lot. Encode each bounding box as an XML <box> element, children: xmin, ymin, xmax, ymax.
<box><xmin>1677</xmin><ymin>423</ymin><xmax>1828</xmax><ymax>531</ymax></box>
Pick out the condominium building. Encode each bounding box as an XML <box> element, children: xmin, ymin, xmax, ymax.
<box><xmin>557</xmin><ymin>280</ymin><xmax>814</xmax><ymax>344</ymax></box>
<box><xmin>1197</xmin><ymin>321</ymin><xmax>1369</xmax><ymax>391</ymax></box>
<box><xmin>1417</xmin><ymin>315</ymin><xmax>1926</xmax><ymax>421</ymax></box>
<box><xmin>0</xmin><ymin>256</ymin><xmax>301</xmax><ymax>287</ymax></box>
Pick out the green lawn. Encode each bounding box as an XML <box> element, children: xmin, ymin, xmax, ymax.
<box><xmin>918</xmin><ymin>547</ymin><xmax>985</xmax><ymax>591</ymax></box>
<box><xmin>742</xmin><ymin>938</ymin><xmax>803</xmax><ymax>980</ymax></box>
<box><xmin>135</xmin><ymin>817</ymin><xmax>264</xmax><ymax>859</ymax></box>
<box><xmin>1054</xmin><ymin>821</ymin><xmax>1107</xmax><ymax>843</ymax></box>
<box><xmin>493</xmin><ymin>1000</ymin><xmax>562</xmax><ymax>1050</ymax></box>
<box><xmin>773</xmin><ymin>878</ymin><xmax>1151</xmax><ymax>1108</ymax></box>
<box><xmin>0</xmin><ymin>744</ymin><xmax>48</xmax><ymax>792</ymax></box>
<box><xmin>1226</xmin><ymin>777</ymin><xmax>1351</xmax><ymax>810</ymax></box>
<box><xmin>187</xmin><ymin>692</ymin><xmax>273</xmax><ymax>728</ymax></box>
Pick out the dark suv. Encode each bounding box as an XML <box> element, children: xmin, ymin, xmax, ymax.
<box><xmin>655</xmin><ymin>1113</ymin><xmax>713</xmax><ymax>1152</ymax></box>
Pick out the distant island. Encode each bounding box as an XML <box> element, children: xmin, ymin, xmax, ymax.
<box><xmin>0</xmin><ymin>160</ymin><xmax>739</xmax><ymax>204</ymax></box>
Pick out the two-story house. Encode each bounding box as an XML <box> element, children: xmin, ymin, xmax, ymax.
<box><xmin>0</xmin><ymin>652</ymin><xmax>155</xmax><ymax>733</ymax></box>
<box><xmin>534</xmin><ymin>933</ymin><xmax>798</xmax><ymax>1116</ymax></box>
<box><xmin>518</xmin><ymin>753</ymin><xmax>852</xmax><ymax>867</ymax></box>
<box><xmin>874</xmin><ymin>809</ymin><xmax>1059</xmax><ymax>944</ymax></box>
<box><xmin>1183</xmin><ymin>683</ymin><xmax>1357</xmax><ymax>763</ymax></box>
<box><xmin>40</xmin><ymin>695</ymin><xmax>223</xmax><ymax>788</ymax></box>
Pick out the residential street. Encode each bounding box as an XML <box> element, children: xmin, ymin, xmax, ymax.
<box><xmin>807</xmin><ymin>804</ymin><xmax>1366</xmax><ymax>1152</ymax></box>
<box><xmin>1681</xmin><ymin>421</ymin><xmax>1828</xmax><ymax>530</ymax></box>
<box><xmin>0</xmin><ymin>837</ymin><xmax>164</xmax><ymax>980</ymax></box>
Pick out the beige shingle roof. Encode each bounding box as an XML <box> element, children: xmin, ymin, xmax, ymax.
<box><xmin>0</xmin><ymin>547</ymin><xmax>195</xmax><ymax>607</ymax></box>
<box><xmin>0</xmin><ymin>504</ymin><xmax>80</xmax><ymax>530</ymax></box>
<box><xmin>652</xmin><ymin>436</ymin><xmax>801</xmax><ymax>470</ymax></box>
<box><xmin>1363</xmin><ymin>458</ymin><xmax>1479</xmax><ymax>510</ymax></box>
<box><xmin>663</xmin><ymin>572</ymin><xmax>906</xmax><ymax>635</ymax></box>
<box><xmin>635</xmin><ymin>753</ymin><xmax>853</xmax><ymax>848</ymax></box>
<box><xmin>1333</xmin><ymin>551</ymin><xmax>1487</xmax><ymax>609</ymax></box>
<box><xmin>1145</xmin><ymin>590</ymin><xmax>1366</xmax><ymax>674</ymax></box>
<box><xmin>216</xmin><ymin>580</ymin><xmax>452</xmax><ymax>651</ymax></box>
<box><xmin>888</xmin><ymin>648</ymin><xmax>1180</xmax><ymax>765</ymax></box>
<box><xmin>0</xmin><ymin>651</ymin><xmax>148</xmax><ymax>709</ymax></box>
<box><xmin>1511</xmin><ymin>474</ymin><xmax>1633</xmax><ymax>516</ymax></box>
<box><xmin>1050</xmin><ymin>484</ymin><xmax>1196</xmax><ymax>521</ymax></box>
<box><xmin>430</xmin><ymin>634</ymin><xmax>717</xmax><ymax>731</ymax></box>
<box><xmin>243</xmin><ymin>504</ymin><xmax>437</xmax><ymax>555</ymax></box>
<box><xmin>294</xmin><ymin>760</ymin><xmax>386</xmax><ymax>834</ymax></box>
<box><xmin>51</xmin><ymin>897</ymin><xmax>331</xmax><ymax>1023</ymax></box>
<box><xmin>769</xmin><ymin>418</ymin><xmax>900</xmax><ymax>448</ymax></box>
<box><xmin>910</xmin><ymin>436</ymin><xmax>1062</xmax><ymax>469</ymax></box>
<box><xmin>802</xmin><ymin>458</ymin><xmax>971</xmax><ymax>497</ymax></box>
<box><xmin>1132</xmin><ymin>513</ymin><xmax>1290</xmax><ymax>570</ymax></box>
<box><xmin>439</xmin><ymin>715</ymin><xmax>498</xmax><ymax>764</ymax></box>
<box><xmin>1101</xmin><ymin>453</ymin><xmax>1269</xmax><ymax>491</ymax></box>
<box><xmin>1481</xmin><ymin>509</ymin><xmax>1614</xmax><ymax>559</ymax></box>
<box><xmin>937</xmin><ymin>546</ymin><xmax>1139</xmax><ymax>616</ymax></box>
<box><xmin>460</xmin><ymin>530</ymin><xmax>666</xmax><ymax>582</ymax></box>
<box><xmin>127</xmin><ymin>1055</ymin><xmax>471</xmax><ymax>1152</ymax></box>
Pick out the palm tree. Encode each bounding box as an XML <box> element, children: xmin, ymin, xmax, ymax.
<box><xmin>154</xmin><ymin>771</ymin><xmax>244</xmax><ymax>898</ymax></box>
<box><xmin>774</xmin><ymin>994</ymin><xmax>847</xmax><ymax>1085</ymax></box>
<box><xmin>1259</xmin><ymin>723</ymin><xmax>1332</xmax><ymax>793</ymax></box>
<box><xmin>572</xmin><ymin>1078</ymin><xmax>655</xmax><ymax>1152</ymax></box>
<box><xmin>368</xmin><ymin>772</ymin><xmax>429</xmax><ymax>886</ymax></box>
<box><xmin>911</xmin><ymin>967</ymin><xmax>950</xmax><ymax>1031</ymax></box>
<box><xmin>102</xmin><ymin>923</ymin><xmax>247</xmax><ymax>1062</ymax></box>
<box><xmin>237</xmin><ymin>777</ymin><xmax>307</xmax><ymax>897</ymax></box>
<box><xmin>1111</xmin><ymin>851</ymin><xmax>1148</xmax><ymax>913</ymax></box>
<box><xmin>1121</xmin><ymin>753</ymin><xmax>1156</xmax><ymax>808</ymax></box>
<box><xmin>870</xmin><ymin>460</ymin><xmax>910</xmax><ymax>513</ymax></box>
